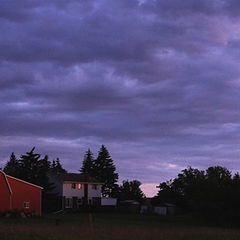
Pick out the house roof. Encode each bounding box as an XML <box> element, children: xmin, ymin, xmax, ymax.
<box><xmin>50</xmin><ymin>172</ymin><xmax>102</xmax><ymax>184</ymax></box>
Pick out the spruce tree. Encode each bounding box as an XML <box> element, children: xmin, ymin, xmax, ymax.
<box><xmin>19</xmin><ymin>147</ymin><xmax>56</xmax><ymax>212</ymax></box>
<box><xmin>3</xmin><ymin>152</ymin><xmax>20</xmax><ymax>176</ymax></box>
<box><xmin>93</xmin><ymin>145</ymin><xmax>118</xmax><ymax>197</ymax></box>
<box><xmin>18</xmin><ymin>147</ymin><xmax>52</xmax><ymax>188</ymax></box>
<box><xmin>80</xmin><ymin>149</ymin><xmax>94</xmax><ymax>174</ymax></box>
<box><xmin>50</xmin><ymin>158</ymin><xmax>67</xmax><ymax>174</ymax></box>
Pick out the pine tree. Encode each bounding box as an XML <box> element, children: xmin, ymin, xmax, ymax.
<box><xmin>19</xmin><ymin>147</ymin><xmax>57</xmax><ymax>212</ymax></box>
<box><xmin>3</xmin><ymin>152</ymin><xmax>20</xmax><ymax>176</ymax></box>
<box><xmin>80</xmin><ymin>149</ymin><xmax>94</xmax><ymax>174</ymax></box>
<box><xmin>18</xmin><ymin>147</ymin><xmax>52</xmax><ymax>188</ymax></box>
<box><xmin>93</xmin><ymin>145</ymin><xmax>118</xmax><ymax>197</ymax></box>
<box><xmin>50</xmin><ymin>158</ymin><xmax>67</xmax><ymax>174</ymax></box>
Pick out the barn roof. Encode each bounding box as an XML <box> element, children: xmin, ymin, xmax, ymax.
<box><xmin>0</xmin><ymin>171</ymin><xmax>43</xmax><ymax>190</ymax></box>
<box><xmin>50</xmin><ymin>172</ymin><xmax>101</xmax><ymax>184</ymax></box>
<box><xmin>6</xmin><ymin>175</ymin><xmax>43</xmax><ymax>190</ymax></box>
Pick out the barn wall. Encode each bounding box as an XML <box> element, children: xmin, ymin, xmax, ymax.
<box><xmin>0</xmin><ymin>172</ymin><xmax>11</xmax><ymax>212</ymax></box>
<box><xmin>7</xmin><ymin>177</ymin><xmax>42</xmax><ymax>216</ymax></box>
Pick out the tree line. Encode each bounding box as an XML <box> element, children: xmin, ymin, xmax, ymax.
<box><xmin>154</xmin><ymin>166</ymin><xmax>240</xmax><ymax>224</ymax></box>
<box><xmin>3</xmin><ymin>145</ymin><xmax>145</xmax><ymax>211</ymax></box>
<box><xmin>4</xmin><ymin>146</ymin><xmax>239</xmax><ymax>223</ymax></box>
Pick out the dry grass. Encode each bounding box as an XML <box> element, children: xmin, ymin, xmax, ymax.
<box><xmin>0</xmin><ymin>213</ymin><xmax>240</xmax><ymax>240</ymax></box>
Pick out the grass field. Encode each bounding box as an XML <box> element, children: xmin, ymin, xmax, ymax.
<box><xmin>0</xmin><ymin>213</ymin><xmax>240</xmax><ymax>240</ymax></box>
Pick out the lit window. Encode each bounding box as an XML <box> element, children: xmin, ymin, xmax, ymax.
<box><xmin>23</xmin><ymin>202</ymin><xmax>30</xmax><ymax>209</ymax></box>
<box><xmin>72</xmin><ymin>183</ymin><xmax>76</xmax><ymax>189</ymax></box>
<box><xmin>92</xmin><ymin>184</ymin><xmax>97</xmax><ymax>190</ymax></box>
<box><xmin>77</xmin><ymin>183</ymin><xmax>82</xmax><ymax>189</ymax></box>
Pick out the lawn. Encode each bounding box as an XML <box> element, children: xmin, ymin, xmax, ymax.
<box><xmin>0</xmin><ymin>213</ymin><xmax>240</xmax><ymax>240</ymax></box>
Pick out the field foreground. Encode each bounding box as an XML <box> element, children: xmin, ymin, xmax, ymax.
<box><xmin>0</xmin><ymin>213</ymin><xmax>240</xmax><ymax>240</ymax></box>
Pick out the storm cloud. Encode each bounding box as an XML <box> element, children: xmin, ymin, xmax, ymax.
<box><xmin>1</xmin><ymin>0</ymin><xmax>240</xmax><ymax>196</ymax></box>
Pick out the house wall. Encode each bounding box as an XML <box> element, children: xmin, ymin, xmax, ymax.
<box><xmin>63</xmin><ymin>182</ymin><xmax>101</xmax><ymax>199</ymax></box>
<box><xmin>0</xmin><ymin>172</ymin><xmax>11</xmax><ymax>212</ymax></box>
<box><xmin>63</xmin><ymin>182</ymin><xmax>84</xmax><ymax>198</ymax></box>
<box><xmin>7</xmin><ymin>176</ymin><xmax>42</xmax><ymax>216</ymax></box>
<box><xmin>88</xmin><ymin>184</ymin><xmax>101</xmax><ymax>198</ymax></box>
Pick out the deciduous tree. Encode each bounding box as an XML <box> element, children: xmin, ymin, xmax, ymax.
<box><xmin>118</xmin><ymin>180</ymin><xmax>145</xmax><ymax>202</ymax></box>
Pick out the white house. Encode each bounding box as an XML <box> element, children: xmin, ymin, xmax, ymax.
<box><xmin>49</xmin><ymin>173</ymin><xmax>102</xmax><ymax>209</ymax></box>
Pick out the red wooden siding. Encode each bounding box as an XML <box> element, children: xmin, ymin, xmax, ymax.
<box><xmin>0</xmin><ymin>171</ymin><xmax>42</xmax><ymax>216</ymax></box>
<box><xmin>0</xmin><ymin>171</ymin><xmax>12</xmax><ymax>212</ymax></box>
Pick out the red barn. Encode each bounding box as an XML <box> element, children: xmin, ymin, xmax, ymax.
<box><xmin>0</xmin><ymin>171</ymin><xmax>42</xmax><ymax>216</ymax></box>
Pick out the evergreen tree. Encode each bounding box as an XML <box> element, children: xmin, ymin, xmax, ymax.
<box><xmin>80</xmin><ymin>149</ymin><xmax>94</xmax><ymax>174</ymax></box>
<box><xmin>19</xmin><ymin>147</ymin><xmax>56</xmax><ymax>212</ymax></box>
<box><xmin>50</xmin><ymin>158</ymin><xmax>67</xmax><ymax>174</ymax></box>
<box><xmin>3</xmin><ymin>152</ymin><xmax>20</xmax><ymax>176</ymax></box>
<box><xmin>93</xmin><ymin>145</ymin><xmax>118</xmax><ymax>197</ymax></box>
<box><xmin>17</xmin><ymin>147</ymin><xmax>52</xmax><ymax>189</ymax></box>
<box><xmin>3</xmin><ymin>148</ymin><xmax>67</xmax><ymax>212</ymax></box>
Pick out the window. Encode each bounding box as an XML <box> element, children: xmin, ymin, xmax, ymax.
<box><xmin>92</xmin><ymin>184</ymin><xmax>97</xmax><ymax>190</ymax></box>
<box><xmin>72</xmin><ymin>183</ymin><xmax>82</xmax><ymax>189</ymax></box>
<box><xmin>23</xmin><ymin>202</ymin><xmax>30</xmax><ymax>209</ymax></box>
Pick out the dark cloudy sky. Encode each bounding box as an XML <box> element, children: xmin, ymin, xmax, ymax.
<box><xmin>1</xmin><ymin>0</ymin><xmax>240</xmax><ymax>196</ymax></box>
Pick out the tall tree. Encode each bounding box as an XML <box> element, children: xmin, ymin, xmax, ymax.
<box><xmin>80</xmin><ymin>149</ymin><xmax>94</xmax><ymax>174</ymax></box>
<box><xmin>50</xmin><ymin>158</ymin><xmax>67</xmax><ymax>174</ymax></box>
<box><xmin>93</xmin><ymin>145</ymin><xmax>118</xmax><ymax>197</ymax></box>
<box><xmin>3</xmin><ymin>152</ymin><xmax>20</xmax><ymax>176</ymax></box>
<box><xmin>18</xmin><ymin>147</ymin><xmax>56</xmax><ymax>212</ymax></box>
<box><xmin>16</xmin><ymin>148</ymin><xmax>52</xmax><ymax>190</ymax></box>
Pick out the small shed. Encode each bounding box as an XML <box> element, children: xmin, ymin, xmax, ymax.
<box><xmin>153</xmin><ymin>203</ymin><xmax>176</xmax><ymax>216</ymax></box>
<box><xmin>154</xmin><ymin>206</ymin><xmax>167</xmax><ymax>215</ymax></box>
<box><xmin>101</xmin><ymin>197</ymin><xmax>117</xmax><ymax>206</ymax></box>
<box><xmin>118</xmin><ymin>200</ymin><xmax>140</xmax><ymax>213</ymax></box>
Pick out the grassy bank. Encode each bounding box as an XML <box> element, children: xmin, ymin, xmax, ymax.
<box><xmin>0</xmin><ymin>213</ymin><xmax>240</xmax><ymax>240</ymax></box>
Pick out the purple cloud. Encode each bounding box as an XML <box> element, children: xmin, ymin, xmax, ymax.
<box><xmin>1</xmin><ymin>0</ymin><xmax>240</xmax><ymax>196</ymax></box>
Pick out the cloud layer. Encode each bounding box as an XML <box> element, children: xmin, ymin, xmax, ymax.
<box><xmin>1</xmin><ymin>0</ymin><xmax>240</xmax><ymax>195</ymax></box>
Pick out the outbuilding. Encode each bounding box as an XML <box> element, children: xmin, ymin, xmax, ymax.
<box><xmin>0</xmin><ymin>171</ymin><xmax>42</xmax><ymax>216</ymax></box>
<box><xmin>153</xmin><ymin>203</ymin><xmax>176</xmax><ymax>216</ymax></box>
